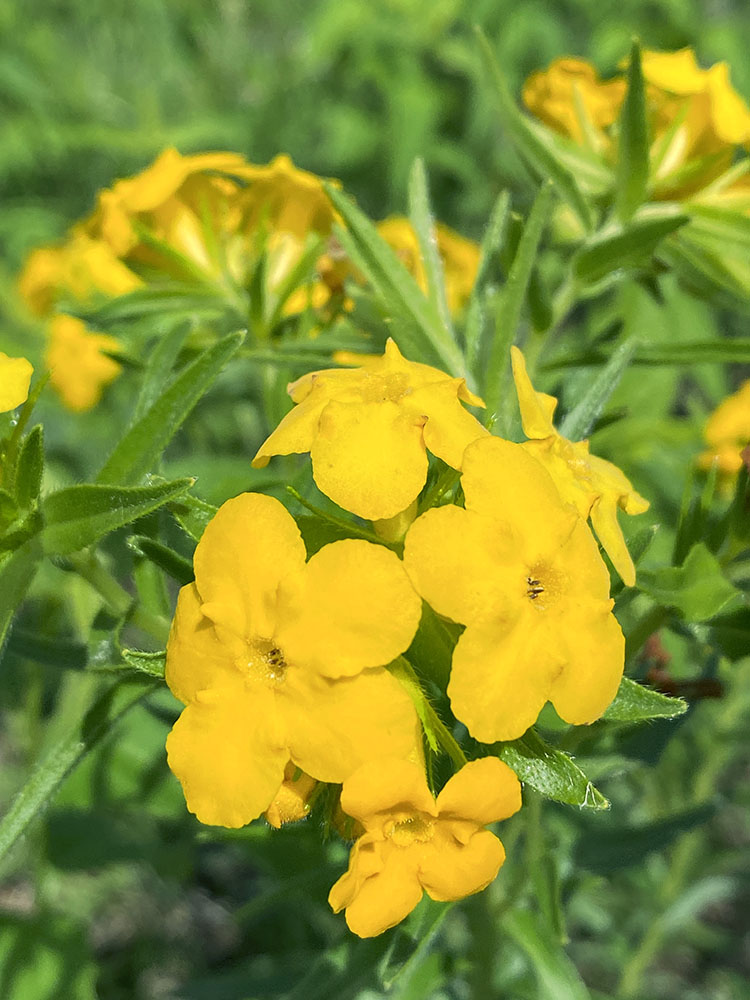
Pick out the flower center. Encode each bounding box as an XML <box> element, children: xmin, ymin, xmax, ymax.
<box><xmin>360</xmin><ymin>371</ymin><xmax>411</xmax><ymax>404</ymax></box>
<box><xmin>241</xmin><ymin>637</ymin><xmax>288</xmax><ymax>685</ymax></box>
<box><xmin>525</xmin><ymin>562</ymin><xmax>565</xmax><ymax>610</ymax></box>
<box><xmin>384</xmin><ymin>812</ymin><xmax>436</xmax><ymax>847</ymax></box>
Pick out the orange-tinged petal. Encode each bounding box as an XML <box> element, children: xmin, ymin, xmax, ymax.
<box><xmin>404</xmin><ymin>505</ymin><xmax>517</xmax><ymax>624</ymax></box>
<box><xmin>193</xmin><ymin>493</ymin><xmax>306</xmax><ymax>640</ymax></box>
<box><xmin>166</xmin><ymin>680</ymin><xmax>286</xmax><ymax>828</ymax></box>
<box><xmin>276</xmin><ymin>539</ymin><xmax>421</xmax><ymax>678</ymax></box>
<box><xmin>510</xmin><ymin>346</ymin><xmax>557</xmax><ymax>439</ymax></box>
<box><xmin>419</xmin><ymin>828</ymin><xmax>506</xmax><ymax>902</ymax></box>
<box><xmin>310</xmin><ymin>399</ymin><xmax>428</xmax><ymax>520</ymax></box>
<box><xmin>340</xmin><ymin>758</ymin><xmax>436</xmax><ymax>826</ymax></box>
<box><xmin>448</xmin><ymin>615</ymin><xmax>564</xmax><ymax>743</ymax></box>
<box><xmin>407</xmin><ymin>379</ymin><xmax>488</xmax><ymax>469</ymax></box>
<box><xmin>281</xmin><ymin>667</ymin><xmax>420</xmax><ymax>783</ymax></box>
<box><xmin>551</xmin><ymin>602</ymin><xmax>624</xmax><ymax>725</ymax></box>
<box><xmin>0</xmin><ymin>353</ymin><xmax>33</xmax><ymax>412</ymax></box>
<box><xmin>165</xmin><ymin>583</ymin><xmax>241</xmax><ymax>704</ymax></box>
<box><xmin>590</xmin><ymin>495</ymin><xmax>636</xmax><ymax>587</ymax></box>
<box><xmin>436</xmin><ymin>757</ymin><xmax>522</xmax><ymax>826</ymax></box>
<box><xmin>337</xmin><ymin>845</ymin><xmax>424</xmax><ymax>937</ymax></box>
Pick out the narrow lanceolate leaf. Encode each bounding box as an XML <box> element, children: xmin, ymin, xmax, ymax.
<box><xmin>573</xmin><ymin>208</ymin><xmax>689</xmax><ymax>284</ymax></box>
<box><xmin>543</xmin><ymin>338</ymin><xmax>750</xmax><ymax>369</ymax></box>
<box><xmin>97</xmin><ymin>330</ymin><xmax>244</xmax><ymax>485</ymax></box>
<box><xmin>603</xmin><ymin>676</ymin><xmax>687</xmax><ymax>722</ymax></box>
<box><xmin>0</xmin><ymin>536</ymin><xmax>43</xmax><ymax>656</ymax></box>
<box><xmin>134</xmin><ymin>321</ymin><xmax>192</xmax><ymax>421</ymax></box>
<box><xmin>0</xmin><ymin>675</ymin><xmax>159</xmax><ymax>863</ymax></box>
<box><xmin>41</xmin><ymin>479</ymin><xmax>194</xmax><ymax>556</ymax></box>
<box><xmin>495</xmin><ymin>728</ymin><xmax>609</xmax><ymax>810</ymax></box>
<box><xmin>326</xmin><ymin>185</ymin><xmax>466</xmax><ymax>376</ymax></box>
<box><xmin>465</xmin><ymin>189</ymin><xmax>511</xmax><ymax>372</ymax></box>
<box><xmin>485</xmin><ymin>183</ymin><xmax>553</xmax><ymax>416</ymax></box>
<box><xmin>169</xmin><ymin>494</ymin><xmax>219</xmax><ymax>543</ymax></box>
<box><xmin>127</xmin><ymin>534</ymin><xmax>194</xmax><ymax>585</ymax></box>
<box><xmin>408</xmin><ymin>157</ymin><xmax>454</xmax><ymax>341</ymax></box>
<box><xmin>13</xmin><ymin>424</ymin><xmax>44</xmax><ymax>508</ymax></box>
<box><xmin>505</xmin><ymin>910</ymin><xmax>593</xmax><ymax>1000</ymax></box>
<box><xmin>638</xmin><ymin>542</ymin><xmax>743</xmax><ymax>623</ymax></box>
<box><xmin>475</xmin><ymin>27</ymin><xmax>593</xmax><ymax>233</ymax></box>
<box><xmin>559</xmin><ymin>339</ymin><xmax>636</xmax><ymax>441</ymax></box>
<box><xmin>120</xmin><ymin>648</ymin><xmax>166</xmax><ymax>678</ymax></box>
<box><xmin>616</xmin><ymin>40</ymin><xmax>649</xmax><ymax>221</ymax></box>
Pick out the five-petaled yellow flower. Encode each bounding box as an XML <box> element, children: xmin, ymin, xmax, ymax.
<box><xmin>404</xmin><ymin>436</ymin><xmax>624</xmax><ymax>743</ymax></box>
<box><xmin>511</xmin><ymin>347</ymin><xmax>648</xmax><ymax>587</ymax></box>
<box><xmin>166</xmin><ymin>492</ymin><xmax>423</xmax><ymax>828</ymax></box>
<box><xmin>252</xmin><ymin>338</ymin><xmax>487</xmax><ymax>521</ymax></box>
<box><xmin>698</xmin><ymin>380</ymin><xmax>750</xmax><ymax>476</ymax></box>
<box><xmin>0</xmin><ymin>353</ymin><xmax>33</xmax><ymax>413</ymax></box>
<box><xmin>329</xmin><ymin>757</ymin><xmax>521</xmax><ymax>937</ymax></box>
<box><xmin>45</xmin><ymin>315</ymin><xmax>122</xmax><ymax>413</ymax></box>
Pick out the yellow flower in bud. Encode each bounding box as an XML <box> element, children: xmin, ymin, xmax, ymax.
<box><xmin>45</xmin><ymin>315</ymin><xmax>121</xmax><ymax>412</ymax></box>
<box><xmin>252</xmin><ymin>338</ymin><xmax>487</xmax><ymax>521</ymax></box>
<box><xmin>511</xmin><ymin>347</ymin><xmax>648</xmax><ymax>587</ymax></box>
<box><xmin>377</xmin><ymin>217</ymin><xmax>480</xmax><ymax>315</ymax></box>
<box><xmin>698</xmin><ymin>380</ymin><xmax>750</xmax><ymax>475</ymax></box>
<box><xmin>329</xmin><ymin>757</ymin><xmax>521</xmax><ymax>937</ymax></box>
<box><xmin>404</xmin><ymin>437</ymin><xmax>624</xmax><ymax>743</ymax></box>
<box><xmin>522</xmin><ymin>57</ymin><xmax>625</xmax><ymax>147</ymax></box>
<box><xmin>0</xmin><ymin>353</ymin><xmax>33</xmax><ymax>412</ymax></box>
<box><xmin>264</xmin><ymin>762</ymin><xmax>317</xmax><ymax>829</ymax></box>
<box><xmin>165</xmin><ymin>492</ymin><xmax>423</xmax><ymax>829</ymax></box>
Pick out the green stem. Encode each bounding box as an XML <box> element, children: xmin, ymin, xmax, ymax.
<box><xmin>285</xmin><ymin>486</ymin><xmax>391</xmax><ymax>547</ymax></box>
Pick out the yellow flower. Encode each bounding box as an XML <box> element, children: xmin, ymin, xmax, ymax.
<box><xmin>45</xmin><ymin>315</ymin><xmax>121</xmax><ymax>412</ymax></box>
<box><xmin>252</xmin><ymin>338</ymin><xmax>487</xmax><ymax>520</ymax></box>
<box><xmin>264</xmin><ymin>762</ymin><xmax>317</xmax><ymax>829</ymax></box>
<box><xmin>698</xmin><ymin>380</ymin><xmax>750</xmax><ymax>475</ymax></box>
<box><xmin>511</xmin><ymin>347</ymin><xmax>648</xmax><ymax>587</ymax></box>
<box><xmin>377</xmin><ymin>216</ymin><xmax>480</xmax><ymax>315</ymax></box>
<box><xmin>403</xmin><ymin>436</ymin><xmax>624</xmax><ymax>743</ymax></box>
<box><xmin>522</xmin><ymin>57</ymin><xmax>625</xmax><ymax>147</ymax></box>
<box><xmin>165</xmin><ymin>492</ymin><xmax>423</xmax><ymax>828</ymax></box>
<box><xmin>0</xmin><ymin>353</ymin><xmax>33</xmax><ymax>412</ymax></box>
<box><xmin>329</xmin><ymin>756</ymin><xmax>521</xmax><ymax>937</ymax></box>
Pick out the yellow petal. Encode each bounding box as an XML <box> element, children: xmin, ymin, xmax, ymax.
<box><xmin>338</xmin><ymin>845</ymin><xmax>424</xmax><ymax>937</ymax></box>
<box><xmin>510</xmin><ymin>346</ymin><xmax>557</xmax><ymax>439</ymax></box>
<box><xmin>0</xmin><ymin>354</ymin><xmax>33</xmax><ymax>412</ymax></box>
<box><xmin>551</xmin><ymin>602</ymin><xmax>624</xmax><ymax>725</ymax></box>
<box><xmin>251</xmin><ymin>389</ymin><xmax>329</xmax><ymax>467</ymax></box>
<box><xmin>193</xmin><ymin>493</ymin><xmax>306</xmax><ymax>641</ymax></box>
<box><xmin>310</xmin><ymin>399</ymin><xmax>428</xmax><ymax>520</ymax></box>
<box><xmin>165</xmin><ymin>583</ymin><xmax>241</xmax><ymax>705</ymax></box>
<box><xmin>589</xmin><ymin>495</ymin><xmax>636</xmax><ymax>587</ymax></box>
<box><xmin>406</xmin><ymin>379</ymin><xmax>488</xmax><ymax>469</ymax></box>
<box><xmin>419</xmin><ymin>828</ymin><xmax>506</xmax><ymax>902</ymax></box>
<box><xmin>166</xmin><ymin>680</ymin><xmax>287</xmax><ymax>828</ymax></box>
<box><xmin>328</xmin><ymin>834</ymin><xmax>385</xmax><ymax>911</ymax></box>
<box><xmin>277</xmin><ymin>539</ymin><xmax>422</xmax><ymax>678</ymax></box>
<box><xmin>264</xmin><ymin>761</ymin><xmax>316</xmax><ymax>828</ymax></box>
<box><xmin>448</xmin><ymin>615</ymin><xmax>564</xmax><ymax>743</ymax></box>
<box><xmin>46</xmin><ymin>314</ymin><xmax>121</xmax><ymax>412</ymax></box>
<box><xmin>403</xmin><ymin>505</ymin><xmax>517</xmax><ymax>625</ymax></box>
<box><xmin>281</xmin><ymin>667</ymin><xmax>420</xmax><ymax>783</ymax></box>
<box><xmin>339</xmin><ymin>758</ymin><xmax>436</xmax><ymax>826</ymax></box>
<box><xmin>641</xmin><ymin>48</ymin><xmax>708</xmax><ymax>95</ymax></box>
<box><xmin>436</xmin><ymin>757</ymin><xmax>522</xmax><ymax>826</ymax></box>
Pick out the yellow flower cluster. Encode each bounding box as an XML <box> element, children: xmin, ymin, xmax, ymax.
<box><xmin>167</xmin><ymin>339</ymin><xmax>647</xmax><ymax>936</ymax></box>
<box><xmin>698</xmin><ymin>380</ymin><xmax>750</xmax><ymax>476</ymax></box>
<box><xmin>523</xmin><ymin>47</ymin><xmax>750</xmax><ymax>200</ymax></box>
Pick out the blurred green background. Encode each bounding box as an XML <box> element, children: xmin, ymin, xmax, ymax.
<box><xmin>1</xmin><ymin>2</ymin><xmax>750</xmax><ymax>999</ymax></box>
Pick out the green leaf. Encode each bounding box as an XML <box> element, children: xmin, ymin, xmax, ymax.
<box><xmin>97</xmin><ymin>330</ymin><xmax>244</xmax><ymax>485</ymax></box>
<box><xmin>0</xmin><ymin>536</ymin><xmax>43</xmax><ymax>655</ymax></box>
<box><xmin>603</xmin><ymin>676</ymin><xmax>687</xmax><ymax>723</ymax></box>
<box><xmin>573</xmin><ymin>207</ymin><xmax>689</xmax><ymax>284</ymax></box>
<box><xmin>495</xmin><ymin>729</ymin><xmax>609</xmax><ymax>810</ymax></box>
<box><xmin>14</xmin><ymin>424</ymin><xmax>44</xmax><ymax>508</ymax></box>
<box><xmin>120</xmin><ymin>648</ymin><xmax>166</xmax><ymax>678</ymax></box>
<box><xmin>559</xmin><ymin>339</ymin><xmax>636</xmax><ymax>441</ymax></box>
<box><xmin>0</xmin><ymin>675</ymin><xmax>158</xmax><ymax>863</ymax></box>
<box><xmin>326</xmin><ymin>185</ymin><xmax>466</xmax><ymax>375</ymax></box>
<box><xmin>41</xmin><ymin>479</ymin><xmax>194</xmax><ymax>556</ymax></box>
<box><xmin>505</xmin><ymin>909</ymin><xmax>592</xmax><ymax>1000</ymax></box>
<box><xmin>378</xmin><ymin>896</ymin><xmax>451</xmax><ymax>989</ymax></box>
<box><xmin>544</xmin><ymin>337</ymin><xmax>750</xmax><ymax>368</ymax></box>
<box><xmin>616</xmin><ymin>41</ymin><xmax>649</xmax><ymax>221</ymax></box>
<box><xmin>134</xmin><ymin>321</ymin><xmax>192</xmax><ymax>421</ymax></box>
<box><xmin>475</xmin><ymin>27</ymin><xmax>592</xmax><ymax>233</ymax></box>
<box><xmin>465</xmin><ymin>189</ymin><xmax>511</xmax><ymax>373</ymax></box>
<box><xmin>485</xmin><ymin>182</ymin><xmax>553</xmax><ymax>417</ymax></box>
<box><xmin>127</xmin><ymin>534</ymin><xmax>194</xmax><ymax>584</ymax></box>
<box><xmin>638</xmin><ymin>543</ymin><xmax>743</xmax><ymax>622</ymax></box>
<box><xmin>408</xmin><ymin>157</ymin><xmax>454</xmax><ymax>341</ymax></box>
<box><xmin>169</xmin><ymin>493</ymin><xmax>218</xmax><ymax>543</ymax></box>
<box><xmin>80</xmin><ymin>283</ymin><xmax>232</xmax><ymax>325</ymax></box>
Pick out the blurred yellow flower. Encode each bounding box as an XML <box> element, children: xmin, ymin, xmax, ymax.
<box><xmin>252</xmin><ymin>338</ymin><xmax>487</xmax><ymax>520</ymax></box>
<box><xmin>377</xmin><ymin>216</ymin><xmax>480</xmax><ymax>315</ymax></box>
<box><xmin>698</xmin><ymin>380</ymin><xmax>750</xmax><ymax>475</ymax></box>
<box><xmin>45</xmin><ymin>315</ymin><xmax>121</xmax><ymax>413</ymax></box>
<box><xmin>511</xmin><ymin>347</ymin><xmax>648</xmax><ymax>587</ymax></box>
<box><xmin>165</xmin><ymin>492</ymin><xmax>423</xmax><ymax>828</ymax></box>
<box><xmin>264</xmin><ymin>762</ymin><xmax>317</xmax><ymax>829</ymax></box>
<box><xmin>0</xmin><ymin>353</ymin><xmax>33</xmax><ymax>412</ymax></box>
<box><xmin>329</xmin><ymin>756</ymin><xmax>521</xmax><ymax>937</ymax></box>
<box><xmin>404</xmin><ymin>437</ymin><xmax>624</xmax><ymax>743</ymax></box>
